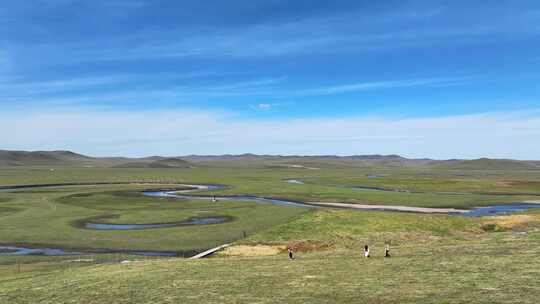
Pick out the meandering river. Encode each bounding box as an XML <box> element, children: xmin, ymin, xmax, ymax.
<box><xmin>1</xmin><ymin>182</ymin><xmax>539</xmax><ymax>256</ymax></box>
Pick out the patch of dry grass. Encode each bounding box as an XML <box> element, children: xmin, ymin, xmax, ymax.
<box><xmin>218</xmin><ymin>244</ymin><xmax>286</xmax><ymax>257</ymax></box>
<box><xmin>287</xmin><ymin>240</ymin><xmax>334</xmax><ymax>252</ymax></box>
<box><xmin>483</xmin><ymin>214</ymin><xmax>538</xmax><ymax>231</ymax></box>
<box><xmin>218</xmin><ymin>240</ymin><xmax>335</xmax><ymax>257</ymax></box>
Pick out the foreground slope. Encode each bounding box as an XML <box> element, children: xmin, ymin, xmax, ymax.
<box><xmin>1</xmin><ymin>209</ymin><xmax>539</xmax><ymax>304</ymax></box>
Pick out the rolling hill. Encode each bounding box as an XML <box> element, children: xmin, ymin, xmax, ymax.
<box><xmin>113</xmin><ymin>157</ymin><xmax>192</xmax><ymax>168</ymax></box>
<box><xmin>0</xmin><ymin>150</ymin><xmax>93</xmax><ymax>166</ymax></box>
<box><xmin>1</xmin><ymin>150</ymin><xmax>539</xmax><ymax>170</ymax></box>
<box><xmin>0</xmin><ymin>150</ymin><xmax>188</xmax><ymax>168</ymax></box>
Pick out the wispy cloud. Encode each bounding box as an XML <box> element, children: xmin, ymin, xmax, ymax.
<box><xmin>2</xmin><ymin>107</ymin><xmax>540</xmax><ymax>159</ymax></box>
<box><xmin>250</xmin><ymin>102</ymin><xmax>283</xmax><ymax>111</ymax></box>
<box><xmin>208</xmin><ymin>77</ymin><xmax>286</xmax><ymax>91</ymax></box>
<box><xmin>298</xmin><ymin>77</ymin><xmax>471</xmax><ymax>96</ymax></box>
<box><xmin>0</xmin><ymin>71</ymin><xmax>220</xmax><ymax>100</ymax></box>
<box><xmin>1</xmin><ymin>0</ymin><xmax>539</xmax><ymax>82</ymax></box>
<box><xmin>84</xmin><ymin>6</ymin><xmax>540</xmax><ymax>62</ymax></box>
<box><xmin>257</xmin><ymin>103</ymin><xmax>272</xmax><ymax>110</ymax></box>
<box><xmin>3</xmin><ymin>2</ymin><xmax>532</xmax><ymax>68</ymax></box>
<box><xmin>1</xmin><ymin>75</ymin><xmax>472</xmax><ymax>107</ymax></box>
<box><xmin>0</xmin><ymin>76</ymin><xmax>129</xmax><ymax>95</ymax></box>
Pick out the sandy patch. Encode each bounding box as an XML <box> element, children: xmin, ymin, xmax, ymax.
<box><xmin>219</xmin><ymin>245</ymin><xmax>286</xmax><ymax>257</ymax></box>
<box><xmin>495</xmin><ymin>181</ymin><xmax>513</xmax><ymax>187</ymax></box>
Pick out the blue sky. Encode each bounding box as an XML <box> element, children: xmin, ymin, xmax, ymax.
<box><xmin>1</xmin><ymin>0</ymin><xmax>540</xmax><ymax>158</ymax></box>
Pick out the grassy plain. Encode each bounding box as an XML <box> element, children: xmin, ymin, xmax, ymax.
<box><xmin>0</xmin><ymin>185</ymin><xmax>308</xmax><ymax>253</ymax></box>
<box><xmin>2</xmin><ymin>165</ymin><xmax>540</xmax><ymax>207</ymax></box>
<box><xmin>1</xmin><ymin>163</ymin><xmax>540</xmax><ymax>303</ymax></box>
<box><xmin>1</xmin><ymin>208</ymin><xmax>539</xmax><ymax>303</ymax></box>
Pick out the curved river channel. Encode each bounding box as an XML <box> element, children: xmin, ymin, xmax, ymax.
<box><xmin>1</xmin><ymin>182</ymin><xmax>540</xmax><ymax>256</ymax></box>
<box><xmin>80</xmin><ymin>214</ymin><xmax>233</xmax><ymax>230</ymax></box>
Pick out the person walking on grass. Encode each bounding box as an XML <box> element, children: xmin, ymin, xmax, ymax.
<box><xmin>385</xmin><ymin>244</ymin><xmax>391</xmax><ymax>258</ymax></box>
<box><xmin>364</xmin><ymin>245</ymin><xmax>370</xmax><ymax>258</ymax></box>
<box><xmin>288</xmin><ymin>247</ymin><xmax>295</xmax><ymax>260</ymax></box>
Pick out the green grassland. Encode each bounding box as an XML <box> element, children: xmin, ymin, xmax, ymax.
<box><xmin>0</xmin><ymin>164</ymin><xmax>539</xmax><ymax>253</ymax></box>
<box><xmin>0</xmin><ymin>184</ymin><xmax>308</xmax><ymax>253</ymax></box>
<box><xmin>2</xmin><ymin>165</ymin><xmax>540</xmax><ymax>207</ymax></box>
<box><xmin>1</xmin><ymin>163</ymin><xmax>540</xmax><ymax>303</ymax></box>
<box><xmin>1</xmin><ymin>208</ymin><xmax>539</xmax><ymax>303</ymax></box>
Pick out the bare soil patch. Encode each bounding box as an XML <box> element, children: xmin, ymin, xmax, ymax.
<box><xmin>218</xmin><ymin>245</ymin><xmax>286</xmax><ymax>257</ymax></box>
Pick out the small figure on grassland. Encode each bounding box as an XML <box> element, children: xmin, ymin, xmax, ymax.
<box><xmin>384</xmin><ymin>244</ymin><xmax>391</xmax><ymax>258</ymax></box>
<box><xmin>288</xmin><ymin>247</ymin><xmax>295</xmax><ymax>260</ymax></box>
<box><xmin>364</xmin><ymin>245</ymin><xmax>370</xmax><ymax>258</ymax></box>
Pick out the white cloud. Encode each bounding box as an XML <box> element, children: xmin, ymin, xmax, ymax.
<box><xmin>2</xmin><ymin>108</ymin><xmax>540</xmax><ymax>160</ymax></box>
<box><xmin>251</xmin><ymin>103</ymin><xmax>281</xmax><ymax>111</ymax></box>
<box><xmin>257</xmin><ymin>103</ymin><xmax>272</xmax><ymax>110</ymax></box>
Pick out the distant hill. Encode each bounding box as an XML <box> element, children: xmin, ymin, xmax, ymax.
<box><xmin>0</xmin><ymin>150</ymin><xmax>188</xmax><ymax>168</ymax></box>
<box><xmin>1</xmin><ymin>150</ymin><xmax>538</xmax><ymax>170</ymax></box>
<box><xmin>184</xmin><ymin>154</ymin><xmax>412</xmax><ymax>162</ymax></box>
<box><xmin>183</xmin><ymin>153</ymin><xmax>281</xmax><ymax>162</ymax></box>
<box><xmin>183</xmin><ymin>154</ymin><xmax>434</xmax><ymax>168</ymax></box>
<box><xmin>114</xmin><ymin>157</ymin><xmax>191</xmax><ymax>169</ymax></box>
<box><xmin>0</xmin><ymin>150</ymin><xmax>93</xmax><ymax>166</ymax></box>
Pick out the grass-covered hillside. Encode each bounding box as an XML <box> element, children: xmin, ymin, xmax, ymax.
<box><xmin>2</xmin><ymin>208</ymin><xmax>539</xmax><ymax>303</ymax></box>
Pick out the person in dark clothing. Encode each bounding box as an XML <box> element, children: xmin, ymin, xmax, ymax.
<box><xmin>364</xmin><ymin>245</ymin><xmax>370</xmax><ymax>258</ymax></box>
<box><xmin>288</xmin><ymin>247</ymin><xmax>294</xmax><ymax>260</ymax></box>
<box><xmin>384</xmin><ymin>244</ymin><xmax>391</xmax><ymax>257</ymax></box>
